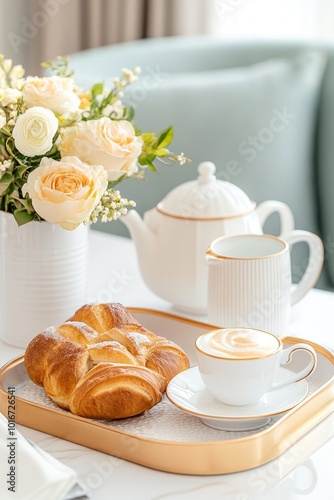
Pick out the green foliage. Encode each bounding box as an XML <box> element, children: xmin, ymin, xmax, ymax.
<box><xmin>13</xmin><ymin>209</ymin><xmax>35</xmax><ymax>226</ymax></box>
<box><xmin>139</xmin><ymin>126</ymin><xmax>175</xmax><ymax>171</ymax></box>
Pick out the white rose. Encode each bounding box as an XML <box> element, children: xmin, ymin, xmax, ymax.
<box><xmin>12</xmin><ymin>106</ymin><xmax>58</xmax><ymax>157</ymax></box>
<box><xmin>58</xmin><ymin>118</ymin><xmax>143</xmax><ymax>181</ymax></box>
<box><xmin>22</xmin><ymin>156</ymin><xmax>108</xmax><ymax>230</ymax></box>
<box><xmin>23</xmin><ymin>75</ymin><xmax>81</xmax><ymax>116</ymax></box>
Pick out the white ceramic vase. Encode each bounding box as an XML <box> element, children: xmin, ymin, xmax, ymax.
<box><xmin>0</xmin><ymin>211</ymin><xmax>89</xmax><ymax>348</ymax></box>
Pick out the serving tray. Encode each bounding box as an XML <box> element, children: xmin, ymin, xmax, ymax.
<box><xmin>0</xmin><ymin>308</ymin><xmax>333</xmax><ymax>476</ymax></box>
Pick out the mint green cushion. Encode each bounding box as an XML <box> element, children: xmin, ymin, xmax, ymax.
<box><xmin>131</xmin><ymin>50</ymin><xmax>325</xmax><ymax>234</ymax></box>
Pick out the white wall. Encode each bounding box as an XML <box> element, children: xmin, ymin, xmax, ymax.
<box><xmin>208</xmin><ymin>0</ymin><xmax>334</xmax><ymax>40</ymax></box>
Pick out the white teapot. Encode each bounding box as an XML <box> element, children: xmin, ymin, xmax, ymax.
<box><xmin>121</xmin><ymin>161</ymin><xmax>295</xmax><ymax>313</ymax></box>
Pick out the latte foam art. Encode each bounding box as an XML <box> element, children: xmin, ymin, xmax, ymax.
<box><xmin>198</xmin><ymin>328</ymin><xmax>280</xmax><ymax>359</ymax></box>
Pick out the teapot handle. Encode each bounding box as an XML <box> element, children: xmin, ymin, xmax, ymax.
<box><xmin>285</xmin><ymin>230</ymin><xmax>324</xmax><ymax>305</ymax></box>
<box><xmin>256</xmin><ymin>200</ymin><xmax>295</xmax><ymax>237</ymax></box>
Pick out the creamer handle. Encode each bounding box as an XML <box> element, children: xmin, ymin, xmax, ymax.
<box><xmin>285</xmin><ymin>230</ymin><xmax>324</xmax><ymax>305</ymax></box>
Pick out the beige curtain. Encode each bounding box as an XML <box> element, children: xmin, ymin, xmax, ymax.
<box><xmin>27</xmin><ymin>0</ymin><xmax>208</xmax><ymax>75</ymax></box>
<box><xmin>146</xmin><ymin>0</ymin><xmax>208</xmax><ymax>37</ymax></box>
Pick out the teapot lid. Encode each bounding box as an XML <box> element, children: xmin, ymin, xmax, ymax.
<box><xmin>157</xmin><ymin>161</ymin><xmax>255</xmax><ymax>220</ymax></box>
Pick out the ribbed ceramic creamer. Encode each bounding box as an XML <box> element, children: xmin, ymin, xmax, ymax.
<box><xmin>206</xmin><ymin>232</ymin><xmax>324</xmax><ymax>335</ymax></box>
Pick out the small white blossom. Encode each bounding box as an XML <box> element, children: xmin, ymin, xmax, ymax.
<box><xmin>102</xmin><ymin>104</ymin><xmax>114</xmax><ymax>117</ymax></box>
<box><xmin>176</xmin><ymin>153</ymin><xmax>187</xmax><ymax>166</ymax></box>
<box><xmin>121</xmin><ymin>67</ymin><xmax>131</xmax><ymax>76</ymax></box>
<box><xmin>2</xmin><ymin>59</ymin><xmax>12</xmax><ymax>74</ymax></box>
<box><xmin>10</xmin><ymin>77</ymin><xmax>25</xmax><ymax>90</ymax></box>
<box><xmin>58</xmin><ymin>108</ymin><xmax>83</xmax><ymax>123</ymax></box>
<box><xmin>9</xmin><ymin>64</ymin><xmax>24</xmax><ymax>81</ymax></box>
<box><xmin>102</xmin><ymin>99</ymin><xmax>124</xmax><ymax>119</ymax></box>
<box><xmin>0</xmin><ymin>160</ymin><xmax>11</xmax><ymax>172</ymax></box>
<box><xmin>120</xmin><ymin>67</ymin><xmax>139</xmax><ymax>84</ymax></box>
<box><xmin>1</xmin><ymin>88</ymin><xmax>22</xmax><ymax>106</ymax></box>
<box><xmin>0</xmin><ymin>159</ymin><xmax>11</xmax><ymax>171</ymax></box>
<box><xmin>87</xmin><ymin>188</ymin><xmax>136</xmax><ymax>224</ymax></box>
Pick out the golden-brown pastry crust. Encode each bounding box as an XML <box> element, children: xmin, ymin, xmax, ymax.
<box><xmin>145</xmin><ymin>341</ymin><xmax>191</xmax><ymax>384</ymax></box>
<box><xmin>70</xmin><ymin>363</ymin><xmax>165</xmax><ymax>419</ymax></box>
<box><xmin>68</xmin><ymin>303</ymin><xmax>145</xmax><ymax>333</ymax></box>
<box><xmin>24</xmin><ymin>303</ymin><xmax>190</xmax><ymax>419</ymax></box>
<box><xmin>43</xmin><ymin>341</ymin><xmax>89</xmax><ymax>410</ymax></box>
<box><xmin>88</xmin><ymin>341</ymin><xmax>140</xmax><ymax>366</ymax></box>
<box><xmin>24</xmin><ymin>327</ymin><xmax>66</xmax><ymax>386</ymax></box>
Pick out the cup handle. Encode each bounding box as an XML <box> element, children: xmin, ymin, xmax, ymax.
<box><xmin>285</xmin><ymin>230</ymin><xmax>324</xmax><ymax>305</ymax></box>
<box><xmin>256</xmin><ymin>200</ymin><xmax>295</xmax><ymax>237</ymax></box>
<box><xmin>272</xmin><ymin>343</ymin><xmax>317</xmax><ymax>389</ymax></box>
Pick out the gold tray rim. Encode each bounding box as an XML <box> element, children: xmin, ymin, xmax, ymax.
<box><xmin>0</xmin><ymin>308</ymin><xmax>334</xmax><ymax>476</ymax></box>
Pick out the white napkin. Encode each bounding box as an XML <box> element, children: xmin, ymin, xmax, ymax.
<box><xmin>0</xmin><ymin>413</ymin><xmax>78</xmax><ymax>500</ymax></box>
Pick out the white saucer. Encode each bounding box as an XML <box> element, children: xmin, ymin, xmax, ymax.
<box><xmin>166</xmin><ymin>366</ymin><xmax>309</xmax><ymax>431</ymax></box>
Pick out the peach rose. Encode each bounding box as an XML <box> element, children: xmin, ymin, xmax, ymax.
<box><xmin>23</xmin><ymin>75</ymin><xmax>81</xmax><ymax>116</ymax></box>
<box><xmin>12</xmin><ymin>106</ymin><xmax>58</xmax><ymax>157</ymax></box>
<box><xmin>22</xmin><ymin>156</ymin><xmax>108</xmax><ymax>230</ymax></box>
<box><xmin>58</xmin><ymin>118</ymin><xmax>143</xmax><ymax>181</ymax></box>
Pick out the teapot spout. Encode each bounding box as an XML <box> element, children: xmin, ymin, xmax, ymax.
<box><xmin>120</xmin><ymin>209</ymin><xmax>158</xmax><ymax>284</ymax></box>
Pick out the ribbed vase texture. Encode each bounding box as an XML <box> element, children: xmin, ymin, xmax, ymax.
<box><xmin>0</xmin><ymin>212</ymin><xmax>88</xmax><ymax>347</ymax></box>
<box><xmin>207</xmin><ymin>254</ymin><xmax>291</xmax><ymax>335</ymax></box>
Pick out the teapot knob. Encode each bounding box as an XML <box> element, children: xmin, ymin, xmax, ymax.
<box><xmin>198</xmin><ymin>161</ymin><xmax>216</xmax><ymax>185</ymax></box>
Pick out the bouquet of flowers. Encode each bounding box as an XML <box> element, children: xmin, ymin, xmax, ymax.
<box><xmin>0</xmin><ymin>55</ymin><xmax>188</xmax><ymax>230</ymax></box>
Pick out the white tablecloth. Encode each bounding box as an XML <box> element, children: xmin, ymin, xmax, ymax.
<box><xmin>0</xmin><ymin>229</ymin><xmax>333</xmax><ymax>500</ymax></box>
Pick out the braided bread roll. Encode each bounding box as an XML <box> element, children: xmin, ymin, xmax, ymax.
<box><xmin>68</xmin><ymin>303</ymin><xmax>190</xmax><ymax>384</ymax></box>
<box><xmin>24</xmin><ymin>303</ymin><xmax>189</xmax><ymax>419</ymax></box>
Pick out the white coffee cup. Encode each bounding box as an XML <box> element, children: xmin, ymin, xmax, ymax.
<box><xmin>206</xmin><ymin>231</ymin><xmax>324</xmax><ymax>335</ymax></box>
<box><xmin>195</xmin><ymin>327</ymin><xmax>317</xmax><ymax>406</ymax></box>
